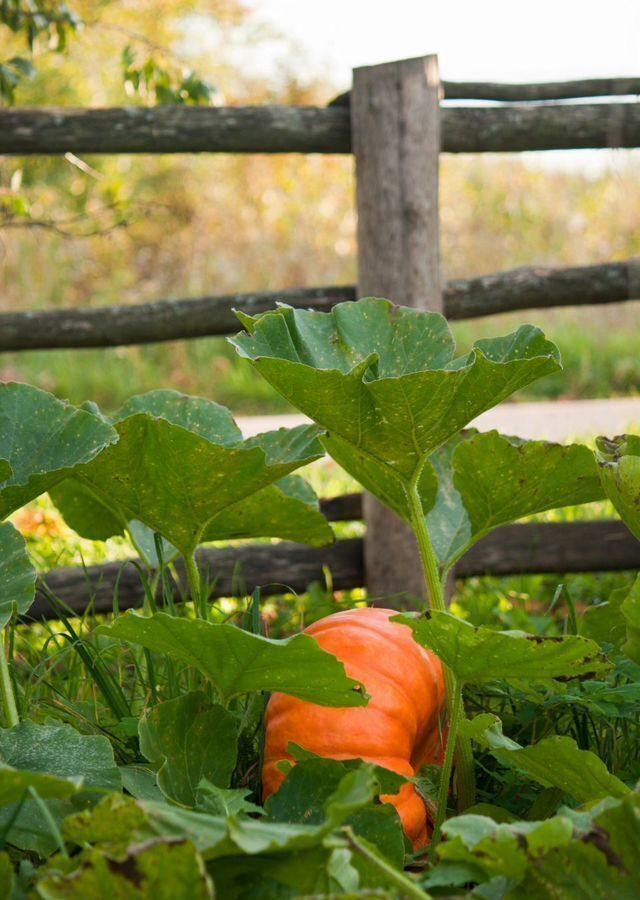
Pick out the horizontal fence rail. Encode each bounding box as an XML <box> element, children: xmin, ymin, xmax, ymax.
<box><xmin>441</xmin><ymin>77</ymin><xmax>640</xmax><ymax>102</ymax></box>
<box><xmin>2</xmin><ymin>259</ymin><xmax>638</xmax><ymax>351</ymax></box>
<box><xmin>0</xmin><ymin>286</ymin><xmax>354</xmax><ymax>351</ymax></box>
<box><xmin>32</xmin><ymin>506</ymin><xmax>640</xmax><ymax>619</ymax></box>
<box><xmin>2</xmin><ymin>102</ymin><xmax>640</xmax><ymax>155</ymax></box>
<box><xmin>328</xmin><ymin>77</ymin><xmax>640</xmax><ymax>104</ymax></box>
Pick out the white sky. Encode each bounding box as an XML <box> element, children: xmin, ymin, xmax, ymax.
<box><xmin>254</xmin><ymin>0</ymin><xmax>640</xmax><ymax>89</ymax></box>
<box><xmin>248</xmin><ymin>0</ymin><xmax>640</xmax><ymax>172</ymax></box>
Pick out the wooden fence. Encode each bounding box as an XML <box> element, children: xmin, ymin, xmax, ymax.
<box><xmin>38</xmin><ymin>502</ymin><xmax>640</xmax><ymax>620</ymax></box>
<box><xmin>2</xmin><ymin>58</ymin><xmax>640</xmax><ymax>615</ymax></box>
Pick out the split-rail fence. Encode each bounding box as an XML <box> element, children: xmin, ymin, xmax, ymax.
<box><xmin>2</xmin><ymin>56</ymin><xmax>639</xmax><ymax>615</ymax></box>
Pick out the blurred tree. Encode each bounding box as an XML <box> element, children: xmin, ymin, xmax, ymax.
<box><xmin>0</xmin><ymin>0</ymin><xmax>350</xmax><ymax>280</ymax></box>
<box><xmin>0</xmin><ymin>0</ymin><xmax>80</xmax><ymax>103</ymax></box>
<box><xmin>0</xmin><ymin>0</ymin><xmax>213</xmax><ymax>105</ymax></box>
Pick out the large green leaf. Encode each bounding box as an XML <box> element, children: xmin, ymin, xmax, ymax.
<box><xmin>582</xmin><ymin>576</ymin><xmax>640</xmax><ymax>665</ymax></box>
<box><xmin>394</xmin><ymin>611</ymin><xmax>609</xmax><ymax>683</ymax></box>
<box><xmin>115</xmin><ymin>389</ymin><xmax>242</xmax><ymax>445</ymax></box>
<box><xmin>63</xmin><ymin>768</ymin><xmax>381</xmax><ymax>860</ymax></box>
<box><xmin>434</xmin><ymin>793</ymin><xmax>640</xmax><ymax>897</ymax></box>
<box><xmin>266</xmin><ymin>747</ymin><xmax>405</xmax><ymax>812</ymax></box>
<box><xmin>0</xmin><ymin>721</ymin><xmax>121</xmax><ymax>856</ymax></box>
<box><xmin>120</xmin><ymin>765</ymin><xmax>164</xmax><ymax>802</ymax></box>
<box><xmin>0</xmin><ymin>765</ymin><xmax>80</xmax><ymax>806</ymax></box>
<box><xmin>50</xmin><ymin>388</ymin><xmax>245</xmax><ymax>543</ymax></box>
<box><xmin>212</xmin><ymin>831</ymin><xmax>404</xmax><ymax>898</ymax></box>
<box><xmin>150</xmin><ymin>766</ymin><xmax>380</xmax><ymax>860</ymax></box>
<box><xmin>50</xmin><ymin>390</ymin><xmax>333</xmax><ymax>556</ymax></box>
<box><xmin>427</xmin><ymin>430</ymin><xmax>604</xmax><ymax>569</ymax></box>
<box><xmin>264</xmin><ymin>757</ymin><xmax>405</xmax><ymax>874</ymax></box>
<box><xmin>596</xmin><ymin>434</ymin><xmax>640</xmax><ymax>540</ymax></box>
<box><xmin>621</xmin><ymin>574</ymin><xmax>640</xmax><ymax>664</ymax></box>
<box><xmin>493</xmin><ymin>736</ymin><xmax>629</xmax><ymax>803</ymax></box>
<box><xmin>64</xmin><ymin>416</ymin><xmax>323</xmax><ymax>556</ymax></box>
<box><xmin>138</xmin><ymin>692</ymin><xmax>239</xmax><ymax>806</ymax></box>
<box><xmin>0</xmin><ymin>383</ymin><xmax>117</xmax><ymax>518</ymax></box>
<box><xmin>230</xmin><ymin>299</ymin><xmax>561</xmax><ymax>522</ymax></box>
<box><xmin>591</xmin><ymin>791</ymin><xmax>640</xmax><ymax>884</ymax></box>
<box><xmin>37</xmin><ymin>839</ymin><xmax>214</xmax><ymax>899</ymax></box>
<box><xmin>516</xmin><ymin>841</ymin><xmax>636</xmax><ymax>899</ymax></box>
<box><xmin>208</xmin><ymin>846</ymin><xmax>359</xmax><ymax>898</ymax></box>
<box><xmin>47</xmin><ymin>480</ymin><xmax>125</xmax><ymax>543</ymax></box>
<box><xmin>0</xmin><ymin>521</ymin><xmax>36</xmax><ymax>628</ymax></box>
<box><xmin>98</xmin><ymin>611</ymin><xmax>368</xmax><ymax>707</ymax></box>
<box><xmin>438</xmin><ymin>813</ymin><xmax>574</xmax><ymax>882</ymax></box>
<box><xmin>201</xmin><ymin>473</ymin><xmax>332</xmax><ymax>545</ymax></box>
<box><xmin>63</xmin><ymin>797</ymin><xmax>355</xmax><ymax>898</ymax></box>
<box><xmin>462</xmin><ymin>715</ymin><xmax>628</xmax><ymax>803</ymax></box>
<box><xmin>61</xmin><ymin>775</ymin><xmax>413</xmax><ymax>898</ymax></box>
<box><xmin>62</xmin><ymin>793</ymin><xmax>150</xmax><ymax>848</ymax></box>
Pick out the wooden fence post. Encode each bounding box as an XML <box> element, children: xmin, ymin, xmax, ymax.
<box><xmin>352</xmin><ymin>55</ymin><xmax>442</xmax><ymax>605</ymax></box>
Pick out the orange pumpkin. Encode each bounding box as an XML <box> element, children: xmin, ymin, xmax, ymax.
<box><xmin>262</xmin><ymin>607</ymin><xmax>447</xmax><ymax>848</ymax></box>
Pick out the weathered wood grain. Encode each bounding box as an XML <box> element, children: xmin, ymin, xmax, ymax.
<box><xmin>2</xmin><ymin>102</ymin><xmax>640</xmax><ymax>155</ymax></box>
<box><xmin>456</xmin><ymin>521</ymin><xmax>640</xmax><ymax>577</ymax></box>
<box><xmin>0</xmin><ymin>105</ymin><xmax>352</xmax><ymax>155</ymax></box>
<box><xmin>0</xmin><ymin>286</ymin><xmax>354</xmax><ymax>350</ymax></box>
<box><xmin>1</xmin><ymin>260</ymin><xmax>638</xmax><ymax>351</ymax></box>
<box><xmin>444</xmin><ymin>258</ymin><xmax>640</xmax><ymax>319</ymax></box>
<box><xmin>441</xmin><ymin>103</ymin><xmax>640</xmax><ymax>153</ymax></box>
<box><xmin>442</xmin><ymin>77</ymin><xmax>640</xmax><ymax>102</ymax></box>
<box><xmin>330</xmin><ymin>78</ymin><xmax>640</xmax><ymax>105</ymax></box>
<box><xmin>352</xmin><ymin>55</ymin><xmax>442</xmax><ymax>604</ymax></box>
<box><xmin>2</xmin><ymin>260</ymin><xmax>638</xmax><ymax>352</ymax></box>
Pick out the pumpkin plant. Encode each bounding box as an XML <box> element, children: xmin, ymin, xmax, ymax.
<box><xmin>48</xmin><ymin>389</ymin><xmax>334</xmax><ymax>607</ymax></box>
<box><xmin>0</xmin><ymin>385</ymin><xmax>378</xmax><ymax>865</ymax></box>
<box><xmin>594</xmin><ymin>434</ymin><xmax>640</xmax><ymax>663</ymax></box>
<box><xmin>420</xmin><ymin>431</ymin><xmax>640</xmax><ymax>892</ymax></box>
<box><xmin>45</xmin><ymin>388</ymin><xmax>354</xmax><ymax>717</ymax></box>
<box><xmin>596</xmin><ymin>433</ymin><xmax>640</xmax><ymax>542</ymax></box>
<box><xmin>0</xmin><ymin>359</ymin><xmax>633</xmax><ymax>894</ymax></box>
<box><xmin>230</xmin><ymin>297</ymin><xmax>608</xmax><ymax>838</ymax></box>
<box><xmin>0</xmin><ymin>382</ymin><xmax>118</xmax><ymax>520</ymax></box>
<box><xmin>0</xmin><ymin>382</ymin><xmax>118</xmax><ymax>733</ymax></box>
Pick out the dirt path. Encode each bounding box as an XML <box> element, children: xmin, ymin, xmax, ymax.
<box><xmin>238</xmin><ymin>397</ymin><xmax>640</xmax><ymax>442</ymax></box>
